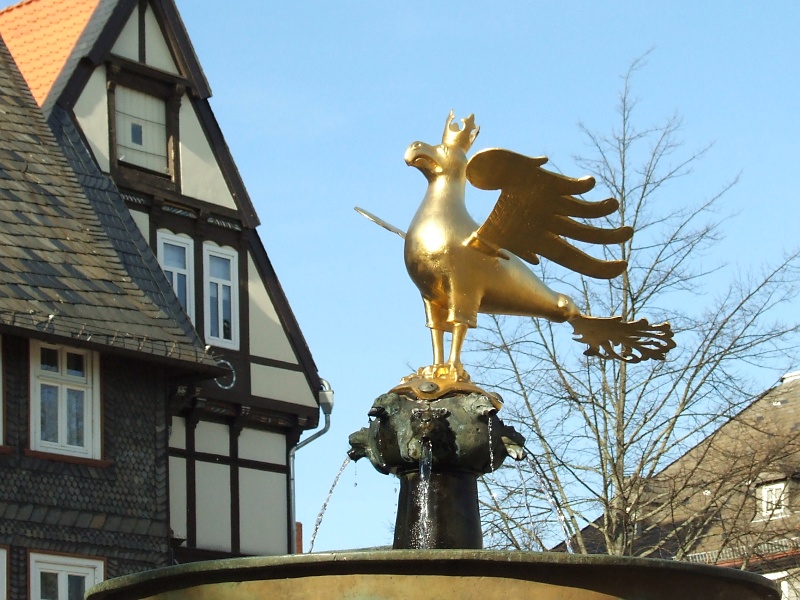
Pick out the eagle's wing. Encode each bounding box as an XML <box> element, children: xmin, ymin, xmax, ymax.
<box><xmin>466</xmin><ymin>148</ymin><xmax>633</xmax><ymax>279</ymax></box>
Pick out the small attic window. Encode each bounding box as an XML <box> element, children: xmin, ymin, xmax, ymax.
<box><xmin>115</xmin><ymin>86</ymin><xmax>168</xmax><ymax>174</ymax></box>
<box><xmin>760</xmin><ymin>481</ymin><xmax>789</xmax><ymax>519</ymax></box>
<box><xmin>131</xmin><ymin>123</ymin><xmax>143</xmax><ymax>145</ymax></box>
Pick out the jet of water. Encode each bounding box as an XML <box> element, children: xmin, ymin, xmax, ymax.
<box><xmin>308</xmin><ymin>455</ymin><xmax>351</xmax><ymax>553</ymax></box>
<box><xmin>416</xmin><ymin>438</ymin><xmax>433</xmax><ymax>548</ymax></box>
<box><xmin>524</xmin><ymin>452</ymin><xmax>574</xmax><ymax>553</ymax></box>
<box><xmin>487</xmin><ymin>418</ymin><xmax>495</xmax><ymax>472</ymax></box>
<box><xmin>514</xmin><ymin>460</ymin><xmax>543</xmax><ymax>551</ymax></box>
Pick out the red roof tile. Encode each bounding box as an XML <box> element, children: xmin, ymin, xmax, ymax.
<box><xmin>0</xmin><ymin>0</ymin><xmax>100</xmax><ymax>107</ymax></box>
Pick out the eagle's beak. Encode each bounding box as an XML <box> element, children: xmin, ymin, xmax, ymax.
<box><xmin>405</xmin><ymin>141</ymin><xmax>441</xmax><ymax>178</ymax></box>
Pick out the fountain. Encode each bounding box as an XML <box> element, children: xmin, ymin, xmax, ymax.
<box><xmin>86</xmin><ymin>114</ymin><xmax>778</xmax><ymax>600</ymax></box>
<box><xmin>348</xmin><ymin>383</ymin><xmax>524</xmax><ymax>549</ymax></box>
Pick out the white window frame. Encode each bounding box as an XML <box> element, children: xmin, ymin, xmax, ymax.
<box><xmin>29</xmin><ymin>342</ymin><xmax>101</xmax><ymax>460</ymax></box>
<box><xmin>0</xmin><ymin>546</ymin><xmax>7</xmax><ymax>600</ymax></box>
<box><xmin>157</xmin><ymin>230</ymin><xmax>195</xmax><ymax>323</ymax></box>
<box><xmin>29</xmin><ymin>552</ymin><xmax>104</xmax><ymax>600</ymax></box>
<box><xmin>761</xmin><ymin>481</ymin><xmax>789</xmax><ymax>518</ymax></box>
<box><xmin>202</xmin><ymin>242</ymin><xmax>239</xmax><ymax>350</ymax></box>
<box><xmin>763</xmin><ymin>570</ymin><xmax>800</xmax><ymax>600</ymax></box>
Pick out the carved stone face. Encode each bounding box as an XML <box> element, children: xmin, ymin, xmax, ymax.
<box><xmin>348</xmin><ymin>391</ymin><xmax>524</xmax><ymax>476</ymax></box>
<box><xmin>404</xmin><ymin>140</ymin><xmax>467</xmax><ymax>182</ymax></box>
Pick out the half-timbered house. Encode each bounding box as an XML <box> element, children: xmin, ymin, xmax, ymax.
<box><xmin>0</xmin><ymin>0</ymin><xmax>325</xmax><ymax>594</ymax></box>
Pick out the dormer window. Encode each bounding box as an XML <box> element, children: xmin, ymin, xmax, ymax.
<box><xmin>106</xmin><ymin>58</ymin><xmax>183</xmax><ymax>193</ymax></box>
<box><xmin>760</xmin><ymin>481</ymin><xmax>789</xmax><ymax>518</ymax></box>
<box><xmin>115</xmin><ymin>86</ymin><xmax>168</xmax><ymax>173</ymax></box>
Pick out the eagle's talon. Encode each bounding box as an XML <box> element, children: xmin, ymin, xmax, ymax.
<box><xmin>417</xmin><ymin>364</ymin><xmax>442</xmax><ymax>380</ymax></box>
<box><xmin>416</xmin><ymin>364</ymin><xmax>471</xmax><ymax>383</ymax></box>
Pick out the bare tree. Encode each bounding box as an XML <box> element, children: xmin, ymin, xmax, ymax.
<box><xmin>468</xmin><ymin>56</ymin><xmax>800</xmax><ymax>558</ymax></box>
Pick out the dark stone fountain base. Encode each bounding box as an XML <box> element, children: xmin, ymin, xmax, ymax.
<box><xmin>348</xmin><ymin>385</ymin><xmax>526</xmax><ymax>549</ymax></box>
<box><xmin>394</xmin><ymin>470</ymin><xmax>482</xmax><ymax>549</ymax></box>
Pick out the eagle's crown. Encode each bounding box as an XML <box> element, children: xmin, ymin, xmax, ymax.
<box><xmin>442</xmin><ymin>111</ymin><xmax>479</xmax><ymax>152</ymax></box>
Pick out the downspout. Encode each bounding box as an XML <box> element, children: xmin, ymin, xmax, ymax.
<box><xmin>289</xmin><ymin>378</ymin><xmax>334</xmax><ymax>553</ymax></box>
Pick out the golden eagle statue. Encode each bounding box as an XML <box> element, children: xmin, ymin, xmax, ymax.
<box><xmin>358</xmin><ymin>112</ymin><xmax>675</xmax><ymax>385</ymax></box>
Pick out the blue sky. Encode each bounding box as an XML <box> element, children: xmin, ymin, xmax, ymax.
<box><xmin>176</xmin><ymin>1</ymin><xmax>800</xmax><ymax>552</ymax></box>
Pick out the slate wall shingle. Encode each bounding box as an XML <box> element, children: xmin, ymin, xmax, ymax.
<box><xmin>0</xmin><ymin>335</ymin><xmax>172</xmax><ymax>596</ymax></box>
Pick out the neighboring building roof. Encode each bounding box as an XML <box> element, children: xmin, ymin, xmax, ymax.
<box><xmin>0</xmin><ymin>0</ymin><xmax>106</xmax><ymax>113</ymax></box>
<box><xmin>558</xmin><ymin>375</ymin><xmax>800</xmax><ymax>563</ymax></box>
<box><xmin>0</xmin><ymin>33</ymin><xmax>218</xmax><ymax>372</ymax></box>
<box><xmin>657</xmin><ymin>376</ymin><xmax>800</xmax><ymax>484</ymax></box>
<box><xmin>0</xmin><ymin>0</ymin><xmax>212</xmax><ymax>116</ymax></box>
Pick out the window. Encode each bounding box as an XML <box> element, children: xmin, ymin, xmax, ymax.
<box><xmin>0</xmin><ymin>547</ymin><xmax>7</xmax><ymax>600</ymax></box>
<box><xmin>30</xmin><ymin>553</ymin><xmax>103</xmax><ymax>600</ymax></box>
<box><xmin>157</xmin><ymin>230</ymin><xmax>195</xmax><ymax>322</ymax></box>
<box><xmin>761</xmin><ymin>482</ymin><xmax>788</xmax><ymax>518</ymax></box>
<box><xmin>30</xmin><ymin>342</ymin><xmax>100</xmax><ymax>459</ymax></box>
<box><xmin>203</xmin><ymin>243</ymin><xmax>239</xmax><ymax>350</ymax></box>
<box><xmin>115</xmin><ymin>86</ymin><xmax>168</xmax><ymax>174</ymax></box>
<box><xmin>763</xmin><ymin>571</ymin><xmax>800</xmax><ymax>600</ymax></box>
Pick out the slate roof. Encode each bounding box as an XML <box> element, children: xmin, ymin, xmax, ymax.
<box><xmin>0</xmin><ymin>33</ymin><xmax>218</xmax><ymax>372</ymax></box>
<box><xmin>557</xmin><ymin>375</ymin><xmax>800</xmax><ymax>560</ymax></box>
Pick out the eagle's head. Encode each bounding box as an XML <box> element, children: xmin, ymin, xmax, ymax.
<box><xmin>405</xmin><ymin>111</ymin><xmax>479</xmax><ymax>181</ymax></box>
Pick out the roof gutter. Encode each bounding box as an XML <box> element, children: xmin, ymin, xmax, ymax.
<box><xmin>288</xmin><ymin>378</ymin><xmax>334</xmax><ymax>554</ymax></box>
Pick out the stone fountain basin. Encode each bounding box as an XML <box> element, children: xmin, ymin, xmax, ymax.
<box><xmin>86</xmin><ymin>550</ymin><xmax>778</xmax><ymax>600</ymax></box>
